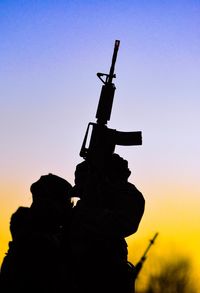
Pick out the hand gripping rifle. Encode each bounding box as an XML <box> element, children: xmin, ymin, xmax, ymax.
<box><xmin>80</xmin><ymin>40</ymin><xmax>142</xmax><ymax>168</ymax></box>
<box><xmin>133</xmin><ymin>232</ymin><xmax>159</xmax><ymax>280</ymax></box>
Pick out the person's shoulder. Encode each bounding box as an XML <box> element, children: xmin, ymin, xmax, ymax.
<box><xmin>10</xmin><ymin>206</ymin><xmax>31</xmax><ymax>233</ymax></box>
<box><xmin>127</xmin><ymin>182</ymin><xmax>145</xmax><ymax>201</ymax></box>
<box><xmin>11</xmin><ymin>206</ymin><xmax>30</xmax><ymax>221</ymax></box>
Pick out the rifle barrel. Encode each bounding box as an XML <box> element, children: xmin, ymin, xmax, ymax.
<box><xmin>108</xmin><ymin>40</ymin><xmax>120</xmax><ymax>83</ymax></box>
<box><xmin>142</xmin><ymin>232</ymin><xmax>159</xmax><ymax>259</ymax></box>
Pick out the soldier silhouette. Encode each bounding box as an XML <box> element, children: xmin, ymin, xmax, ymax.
<box><xmin>0</xmin><ymin>173</ymin><xmax>73</xmax><ymax>293</ymax></box>
<box><xmin>69</xmin><ymin>153</ymin><xmax>145</xmax><ymax>293</ymax></box>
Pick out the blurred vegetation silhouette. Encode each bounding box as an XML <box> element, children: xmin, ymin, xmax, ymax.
<box><xmin>136</xmin><ymin>257</ymin><xmax>196</xmax><ymax>293</ymax></box>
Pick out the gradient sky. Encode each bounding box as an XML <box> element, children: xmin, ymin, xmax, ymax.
<box><xmin>1</xmin><ymin>0</ymin><xmax>200</xmax><ymax>289</ymax></box>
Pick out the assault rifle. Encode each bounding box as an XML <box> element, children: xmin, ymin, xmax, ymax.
<box><xmin>80</xmin><ymin>40</ymin><xmax>142</xmax><ymax>168</ymax></box>
<box><xmin>133</xmin><ymin>232</ymin><xmax>159</xmax><ymax>280</ymax></box>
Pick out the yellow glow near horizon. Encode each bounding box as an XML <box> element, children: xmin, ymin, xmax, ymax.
<box><xmin>1</xmin><ymin>4</ymin><xmax>200</xmax><ymax>293</ymax></box>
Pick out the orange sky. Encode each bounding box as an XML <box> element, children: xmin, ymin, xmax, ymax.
<box><xmin>1</xmin><ymin>1</ymin><xmax>200</xmax><ymax>290</ymax></box>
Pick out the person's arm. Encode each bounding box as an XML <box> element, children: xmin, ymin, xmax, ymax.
<box><xmin>73</xmin><ymin>182</ymin><xmax>145</xmax><ymax>238</ymax></box>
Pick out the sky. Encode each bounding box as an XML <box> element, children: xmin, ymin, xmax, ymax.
<box><xmin>0</xmin><ymin>0</ymin><xmax>200</xmax><ymax>290</ymax></box>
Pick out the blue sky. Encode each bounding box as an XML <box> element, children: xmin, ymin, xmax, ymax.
<box><xmin>1</xmin><ymin>0</ymin><xmax>200</xmax><ymax>288</ymax></box>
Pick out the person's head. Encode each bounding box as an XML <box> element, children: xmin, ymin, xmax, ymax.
<box><xmin>30</xmin><ymin>173</ymin><xmax>72</xmax><ymax>206</ymax></box>
<box><xmin>74</xmin><ymin>161</ymin><xmax>90</xmax><ymax>187</ymax></box>
<box><xmin>71</xmin><ymin>161</ymin><xmax>90</xmax><ymax>200</ymax></box>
